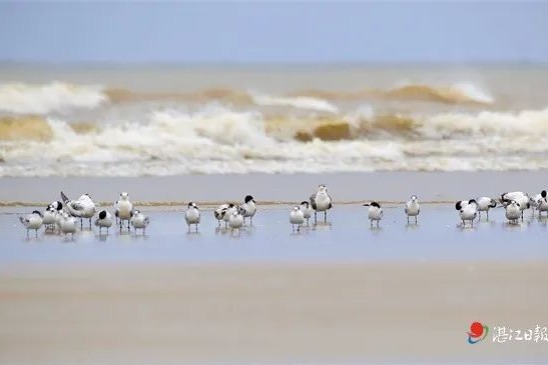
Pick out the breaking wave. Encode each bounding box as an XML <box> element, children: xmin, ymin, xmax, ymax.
<box><xmin>0</xmin><ymin>80</ymin><xmax>494</xmax><ymax>117</ymax></box>
<box><xmin>0</xmin><ymin>82</ymin><xmax>107</xmax><ymax>115</ymax></box>
<box><xmin>1</xmin><ymin>104</ymin><xmax>548</xmax><ymax>176</ymax></box>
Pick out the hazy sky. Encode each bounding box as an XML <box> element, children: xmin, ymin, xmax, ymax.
<box><xmin>0</xmin><ymin>2</ymin><xmax>546</xmax><ymax>63</ymax></box>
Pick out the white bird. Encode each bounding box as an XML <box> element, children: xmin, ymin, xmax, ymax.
<box><xmin>240</xmin><ymin>195</ymin><xmax>257</xmax><ymax>225</ymax></box>
<box><xmin>130</xmin><ymin>210</ymin><xmax>150</xmax><ymax>235</ymax></box>
<box><xmin>114</xmin><ymin>192</ymin><xmax>134</xmax><ymax>231</ymax></box>
<box><xmin>404</xmin><ymin>195</ymin><xmax>420</xmax><ymax>224</ymax></box>
<box><xmin>535</xmin><ymin>190</ymin><xmax>548</xmax><ymax>217</ymax></box>
<box><xmin>459</xmin><ymin>199</ymin><xmax>478</xmax><ymax>227</ymax></box>
<box><xmin>299</xmin><ymin>201</ymin><xmax>312</xmax><ymax>224</ymax></box>
<box><xmin>59</xmin><ymin>212</ymin><xmax>78</xmax><ymax>238</ymax></box>
<box><xmin>42</xmin><ymin>205</ymin><xmax>58</xmax><ymax>231</ymax></box>
<box><xmin>228</xmin><ymin>210</ymin><xmax>244</xmax><ymax>233</ymax></box>
<box><xmin>310</xmin><ymin>184</ymin><xmax>332</xmax><ymax>222</ymax></box>
<box><xmin>289</xmin><ymin>206</ymin><xmax>305</xmax><ymax>232</ymax></box>
<box><xmin>505</xmin><ymin>200</ymin><xmax>521</xmax><ymax>224</ymax></box>
<box><xmin>94</xmin><ymin>210</ymin><xmax>113</xmax><ymax>234</ymax></box>
<box><xmin>363</xmin><ymin>202</ymin><xmax>383</xmax><ymax>227</ymax></box>
<box><xmin>223</xmin><ymin>204</ymin><xmax>238</xmax><ymax>228</ymax></box>
<box><xmin>19</xmin><ymin>210</ymin><xmax>43</xmax><ymax>238</ymax></box>
<box><xmin>214</xmin><ymin>204</ymin><xmax>229</xmax><ymax>227</ymax></box>
<box><xmin>61</xmin><ymin>192</ymin><xmax>96</xmax><ymax>229</ymax></box>
<box><xmin>501</xmin><ymin>192</ymin><xmax>530</xmax><ymax>220</ymax></box>
<box><xmin>477</xmin><ymin>197</ymin><xmax>497</xmax><ymax>220</ymax></box>
<box><xmin>184</xmin><ymin>202</ymin><xmax>200</xmax><ymax>232</ymax></box>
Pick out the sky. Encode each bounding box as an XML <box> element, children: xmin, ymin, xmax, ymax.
<box><xmin>0</xmin><ymin>1</ymin><xmax>547</xmax><ymax>64</ymax></box>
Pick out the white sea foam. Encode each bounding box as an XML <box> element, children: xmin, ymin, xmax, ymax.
<box><xmin>3</xmin><ymin>102</ymin><xmax>548</xmax><ymax>176</ymax></box>
<box><xmin>0</xmin><ymin>82</ymin><xmax>107</xmax><ymax>115</ymax></box>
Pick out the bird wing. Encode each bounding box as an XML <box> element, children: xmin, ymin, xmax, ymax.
<box><xmin>327</xmin><ymin>193</ymin><xmax>333</xmax><ymax>209</ymax></box>
<box><xmin>19</xmin><ymin>216</ymin><xmax>27</xmax><ymax>226</ymax></box>
<box><xmin>309</xmin><ymin>193</ymin><xmax>317</xmax><ymax>210</ymax></box>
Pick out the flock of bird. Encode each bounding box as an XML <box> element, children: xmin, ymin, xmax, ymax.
<box><xmin>18</xmin><ymin>185</ymin><xmax>548</xmax><ymax>238</ymax></box>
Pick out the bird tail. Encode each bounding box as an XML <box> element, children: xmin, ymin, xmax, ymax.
<box><xmin>60</xmin><ymin>191</ymin><xmax>70</xmax><ymax>204</ymax></box>
<box><xmin>19</xmin><ymin>217</ymin><xmax>26</xmax><ymax>226</ymax></box>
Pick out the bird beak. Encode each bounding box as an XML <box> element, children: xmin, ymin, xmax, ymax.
<box><xmin>362</xmin><ymin>204</ymin><xmax>370</xmax><ymax>206</ymax></box>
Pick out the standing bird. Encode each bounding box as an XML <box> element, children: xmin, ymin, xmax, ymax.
<box><xmin>299</xmin><ymin>201</ymin><xmax>312</xmax><ymax>225</ymax></box>
<box><xmin>223</xmin><ymin>204</ymin><xmax>237</xmax><ymax>228</ymax></box>
<box><xmin>42</xmin><ymin>205</ymin><xmax>58</xmax><ymax>231</ymax></box>
<box><xmin>310</xmin><ymin>184</ymin><xmax>332</xmax><ymax>222</ymax></box>
<box><xmin>94</xmin><ymin>210</ymin><xmax>113</xmax><ymax>235</ymax></box>
<box><xmin>214</xmin><ymin>204</ymin><xmax>229</xmax><ymax>227</ymax></box>
<box><xmin>184</xmin><ymin>202</ymin><xmax>201</xmax><ymax>232</ymax></box>
<box><xmin>289</xmin><ymin>206</ymin><xmax>305</xmax><ymax>232</ymax></box>
<box><xmin>505</xmin><ymin>200</ymin><xmax>522</xmax><ymax>224</ymax></box>
<box><xmin>363</xmin><ymin>202</ymin><xmax>383</xmax><ymax>227</ymax></box>
<box><xmin>240</xmin><ymin>195</ymin><xmax>257</xmax><ymax>225</ymax></box>
<box><xmin>114</xmin><ymin>192</ymin><xmax>134</xmax><ymax>231</ymax></box>
<box><xmin>459</xmin><ymin>199</ymin><xmax>478</xmax><ymax>227</ymax></box>
<box><xmin>536</xmin><ymin>190</ymin><xmax>548</xmax><ymax>218</ymax></box>
<box><xmin>19</xmin><ymin>210</ymin><xmax>43</xmax><ymax>238</ymax></box>
<box><xmin>61</xmin><ymin>192</ymin><xmax>96</xmax><ymax>229</ymax></box>
<box><xmin>477</xmin><ymin>197</ymin><xmax>497</xmax><ymax>220</ymax></box>
<box><xmin>130</xmin><ymin>210</ymin><xmax>150</xmax><ymax>235</ymax></box>
<box><xmin>228</xmin><ymin>210</ymin><xmax>244</xmax><ymax>233</ymax></box>
<box><xmin>500</xmin><ymin>192</ymin><xmax>530</xmax><ymax>220</ymax></box>
<box><xmin>404</xmin><ymin>195</ymin><xmax>420</xmax><ymax>224</ymax></box>
<box><xmin>59</xmin><ymin>212</ymin><xmax>78</xmax><ymax>238</ymax></box>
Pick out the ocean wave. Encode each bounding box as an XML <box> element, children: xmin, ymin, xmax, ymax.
<box><xmin>0</xmin><ymin>81</ymin><xmax>493</xmax><ymax>118</ymax></box>
<box><xmin>251</xmin><ymin>93</ymin><xmax>339</xmax><ymax>113</ymax></box>
<box><xmin>1</xmin><ymin>105</ymin><xmax>548</xmax><ymax>176</ymax></box>
<box><xmin>0</xmin><ymin>82</ymin><xmax>107</xmax><ymax>115</ymax></box>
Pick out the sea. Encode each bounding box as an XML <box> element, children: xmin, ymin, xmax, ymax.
<box><xmin>1</xmin><ymin>63</ymin><xmax>547</xmax><ymax>177</ymax></box>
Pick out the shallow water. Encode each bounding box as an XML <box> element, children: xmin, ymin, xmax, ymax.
<box><xmin>4</xmin><ymin>205</ymin><xmax>548</xmax><ymax>264</ymax></box>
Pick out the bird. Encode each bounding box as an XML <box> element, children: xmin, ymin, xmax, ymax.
<box><xmin>130</xmin><ymin>210</ymin><xmax>149</xmax><ymax>235</ymax></box>
<box><xmin>114</xmin><ymin>192</ymin><xmax>133</xmax><ymax>231</ymax></box>
<box><xmin>19</xmin><ymin>210</ymin><xmax>43</xmax><ymax>238</ymax></box>
<box><xmin>289</xmin><ymin>206</ymin><xmax>305</xmax><ymax>232</ymax></box>
<box><xmin>505</xmin><ymin>200</ymin><xmax>521</xmax><ymax>224</ymax></box>
<box><xmin>42</xmin><ymin>205</ymin><xmax>58</xmax><ymax>231</ymax></box>
<box><xmin>299</xmin><ymin>201</ymin><xmax>312</xmax><ymax>225</ymax></box>
<box><xmin>214</xmin><ymin>204</ymin><xmax>229</xmax><ymax>227</ymax></box>
<box><xmin>94</xmin><ymin>210</ymin><xmax>113</xmax><ymax>234</ymax></box>
<box><xmin>61</xmin><ymin>192</ymin><xmax>96</xmax><ymax>229</ymax></box>
<box><xmin>363</xmin><ymin>202</ymin><xmax>383</xmax><ymax>227</ymax></box>
<box><xmin>228</xmin><ymin>210</ymin><xmax>244</xmax><ymax>233</ymax></box>
<box><xmin>240</xmin><ymin>195</ymin><xmax>257</xmax><ymax>225</ymax></box>
<box><xmin>184</xmin><ymin>202</ymin><xmax>200</xmax><ymax>232</ymax></box>
<box><xmin>223</xmin><ymin>204</ymin><xmax>237</xmax><ymax>228</ymax></box>
<box><xmin>59</xmin><ymin>212</ymin><xmax>78</xmax><ymax>238</ymax></box>
<box><xmin>476</xmin><ymin>197</ymin><xmax>497</xmax><ymax>220</ymax></box>
<box><xmin>404</xmin><ymin>195</ymin><xmax>420</xmax><ymax>224</ymax></box>
<box><xmin>310</xmin><ymin>184</ymin><xmax>332</xmax><ymax>222</ymax></box>
<box><xmin>535</xmin><ymin>190</ymin><xmax>548</xmax><ymax>217</ymax></box>
<box><xmin>500</xmin><ymin>192</ymin><xmax>530</xmax><ymax>220</ymax></box>
<box><xmin>459</xmin><ymin>199</ymin><xmax>478</xmax><ymax>227</ymax></box>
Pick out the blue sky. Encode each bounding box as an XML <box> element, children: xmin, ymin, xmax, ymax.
<box><xmin>0</xmin><ymin>2</ymin><xmax>546</xmax><ymax>63</ymax></box>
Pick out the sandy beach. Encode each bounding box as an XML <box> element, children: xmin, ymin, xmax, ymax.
<box><xmin>1</xmin><ymin>262</ymin><xmax>547</xmax><ymax>364</ymax></box>
<box><xmin>3</xmin><ymin>199</ymin><xmax>548</xmax><ymax>363</ymax></box>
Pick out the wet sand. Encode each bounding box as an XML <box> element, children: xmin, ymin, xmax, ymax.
<box><xmin>1</xmin><ymin>262</ymin><xmax>547</xmax><ymax>364</ymax></box>
<box><xmin>3</xmin><ymin>171</ymin><xmax>548</xmax><ymax>363</ymax></box>
<box><xmin>3</xmin><ymin>171</ymin><xmax>548</xmax><ymax>204</ymax></box>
